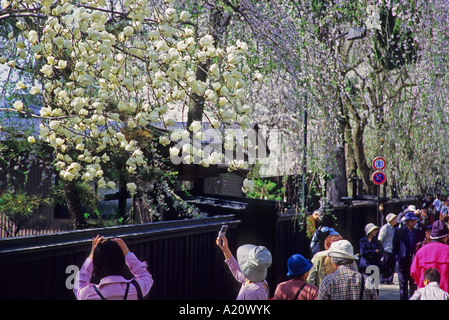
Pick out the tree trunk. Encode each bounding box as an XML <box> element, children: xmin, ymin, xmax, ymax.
<box><xmin>327</xmin><ymin>145</ymin><xmax>348</xmax><ymax>203</ymax></box>
<box><xmin>344</xmin><ymin>121</ymin><xmax>357</xmax><ymax>181</ymax></box>
<box><xmin>63</xmin><ymin>180</ymin><xmax>86</xmax><ymax>230</ymax></box>
<box><xmin>328</xmin><ymin>97</ymin><xmax>350</xmax><ymax>203</ymax></box>
<box><xmin>187</xmin><ymin>9</ymin><xmax>231</xmax><ymax>127</ymax></box>
<box><xmin>352</xmin><ymin>120</ymin><xmax>372</xmax><ymax>195</ymax></box>
<box><xmin>118</xmin><ymin>165</ymin><xmax>128</xmax><ymax>218</ymax></box>
<box><xmin>187</xmin><ymin>63</ymin><xmax>208</xmax><ymax>127</ymax></box>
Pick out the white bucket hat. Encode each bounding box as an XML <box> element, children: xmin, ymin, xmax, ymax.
<box><xmin>386</xmin><ymin>213</ymin><xmax>397</xmax><ymax>223</ymax></box>
<box><xmin>327</xmin><ymin>240</ymin><xmax>358</xmax><ymax>260</ymax></box>
<box><xmin>236</xmin><ymin>244</ymin><xmax>272</xmax><ymax>283</ymax></box>
<box><xmin>365</xmin><ymin>223</ymin><xmax>379</xmax><ymax>235</ymax></box>
<box><xmin>404</xmin><ymin>205</ymin><xmax>416</xmax><ymax>214</ymax></box>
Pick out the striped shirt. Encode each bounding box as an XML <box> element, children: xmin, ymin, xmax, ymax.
<box><xmin>318</xmin><ymin>265</ymin><xmax>378</xmax><ymax>300</ymax></box>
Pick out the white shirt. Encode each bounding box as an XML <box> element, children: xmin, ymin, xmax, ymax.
<box><xmin>378</xmin><ymin>223</ymin><xmax>395</xmax><ymax>253</ymax></box>
<box><xmin>409</xmin><ymin>282</ymin><xmax>449</xmax><ymax>300</ymax></box>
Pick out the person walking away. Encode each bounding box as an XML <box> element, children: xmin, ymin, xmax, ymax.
<box><xmin>307</xmin><ymin>234</ymin><xmax>346</xmax><ymax>287</ymax></box>
<box><xmin>318</xmin><ymin>240</ymin><xmax>378</xmax><ymax>300</ymax></box>
<box><xmin>310</xmin><ymin>214</ymin><xmax>339</xmax><ymax>256</ymax></box>
<box><xmin>410</xmin><ymin>268</ymin><xmax>449</xmax><ymax>300</ymax></box>
<box><xmin>359</xmin><ymin>223</ymin><xmax>383</xmax><ymax>274</ymax></box>
<box><xmin>305</xmin><ymin>210</ymin><xmax>322</xmax><ymax>258</ymax></box>
<box><xmin>392</xmin><ymin>211</ymin><xmax>424</xmax><ymax>300</ymax></box>
<box><xmin>306</xmin><ymin>210</ymin><xmax>322</xmax><ymax>240</ymax></box>
<box><xmin>273</xmin><ymin>254</ymin><xmax>318</xmax><ymax>300</ymax></box>
<box><xmin>410</xmin><ymin>220</ymin><xmax>449</xmax><ymax>293</ymax></box>
<box><xmin>74</xmin><ymin>235</ymin><xmax>153</xmax><ymax>300</ymax></box>
<box><xmin>217</xmin><ymin>235</ymin><xmax>272</xmax><ymax>300</ymax></box>
<box><xmin>378</xmin><ymin>213</ymin><xmax>397</xmax><ymax>284</ymax></box>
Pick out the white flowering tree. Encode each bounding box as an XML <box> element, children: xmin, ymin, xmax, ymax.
<box><xmin>0</xmin><ymin>0</ymin><xmax>260</xmax><ymax>228</ymax></box>
<box><xmin>197</xmin><ymin>0</ymin><xmax>449</xmax><ymax>203</ymax></box>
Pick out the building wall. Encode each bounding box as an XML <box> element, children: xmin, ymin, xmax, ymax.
<box><xmin>203</xmin><ymin>173</ymin><xmax>244</xmax><ymax>198</ymax></box>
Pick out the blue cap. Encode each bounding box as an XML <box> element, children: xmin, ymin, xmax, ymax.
<box><xmin>286</xmin><ymin>254</ymin><xmax>313</xmax><ymax>278</ymax></box>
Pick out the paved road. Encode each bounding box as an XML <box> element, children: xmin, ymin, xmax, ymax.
<box><xmin>378</xmin><ymin>272</ymin><xmax>401</xmax><ymax>300</ymax></box>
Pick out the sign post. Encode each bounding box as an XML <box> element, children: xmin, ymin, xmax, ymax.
<box><xmin>372</xmin><ymin>157</ymin><xmax>387</xmax><ymax>226</ymax></box>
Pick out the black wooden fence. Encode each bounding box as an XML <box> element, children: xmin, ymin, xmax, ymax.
<box><xmin>0</xmin><ymin>209</ymin><xmax>306</xmax><ymax>300</ymax></box>
<box><xmin>0</xmin><ymin>215</ymin><xmax>240</xmax><ymax>300</ymax></box>
<box><xmin>0</xmin><ymin>195</ymin><xmax>414</xmax><ymax>300</ymax></box>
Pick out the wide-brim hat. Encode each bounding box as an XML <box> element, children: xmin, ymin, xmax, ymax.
<box><xmin>403</xmin><ymin>205</ymin><xmax>416</xmax><ymax>214</ymax></box>
<box><xmin>236</xmin><ymin>244</ymin><xmax>272</xmax><ymax>283</ymax></box>
<box><xmin>404</xmin><ymin>211</ymin><xmax>418</xmax><ymax>221</ymax></box>
<box><xmin>430</xmin><ymin>220</ymin><xmax>449</xmax><ymax>240</ymax></box>
<box><xmin>286</xmin><ymin>254</ymin><xmax>313</xmax><ymax>278</ymax></box>
<box><xmin>365</xmin><ymin>223</ymin><xmax>379</xmax><ymax>235</ymax></box>
<box><xmin>327</xmin><ymin>240</ymin><xmax>358</xmax><ymax>260</ymax></box>
<box><xmin>386</xmin><ymin>213</ymin><xmax>397</xmax><ymax>223</ymax></box>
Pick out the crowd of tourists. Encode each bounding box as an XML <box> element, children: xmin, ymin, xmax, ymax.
<box><xmin>301</xmin><ymin>195</ymin><xmax>449</xmax><ymax>300</ymax></box>
<box><xmin>72</xmin><ymin>195</ymin><xmax>449</xmax><ymax>300</ymax></box>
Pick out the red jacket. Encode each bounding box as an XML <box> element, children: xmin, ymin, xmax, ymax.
<box><xmin>410</xmin><ymin>241</ymin><xmax>449</xmax><ymax>293</ymax></box>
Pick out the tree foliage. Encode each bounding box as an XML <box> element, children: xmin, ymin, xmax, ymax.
<box><xmin>1</xmin><ymin>0</ymin><xmax>449</xmax><ymax>228</ymax></box>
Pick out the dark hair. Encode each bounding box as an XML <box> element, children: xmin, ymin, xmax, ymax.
<box><xmin>424</xmin><ymin>268</ymin><xmax>441</xmax><ymax>284</ymax></box>
<box><xmin>93</xmin><ymin>240</ymin><xmax>126</xmax><ymax>279</ymax></box>
<box><xmin>320</xmin><ymin>214</ymin><xmax>336</xmax><ymax>228</ymax></box>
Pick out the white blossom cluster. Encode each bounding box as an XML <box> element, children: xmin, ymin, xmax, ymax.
<box><xmin>1</xmin><ymin>0</ymin><xmax>262</xmax><ymax>192</ymax></box>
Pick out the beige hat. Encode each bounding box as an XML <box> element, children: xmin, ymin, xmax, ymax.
<box><xmin>386</xmin><ymin>213</ymin><xmax>397</xmax><ymax>223</ymax></box>
<box><xmin>404</xmin><ymin>205</ymin><xmax>416</xmax><ymax>214</ymax></box>
<box><xmin>327</xmin><ymin>240</ymin><xmax>358</xmax><ymax>260</ymax></box>
<box><xmin>365</xmin><ymin>223</ymin><xmax>379</xmax><ymax>235</ymax></box>
<box><xmin>236</xmin><ymin>244</ymin><xmax>272</xmax><ymax>283</ymax></box>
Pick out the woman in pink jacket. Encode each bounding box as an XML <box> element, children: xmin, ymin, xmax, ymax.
<box><xmin>410</xmin><ymin>221</ymin><xmax>449</xmax><ymax>293</ymax></box>
<box><xmin>74</xmin><ymin>235</ymin><xmax>154</xmax><ymax>300</ymax></box>
<box><xmin>216</xmin><ymin>235</ymin><xmax>272</xmax><ymax>300</ymax></box>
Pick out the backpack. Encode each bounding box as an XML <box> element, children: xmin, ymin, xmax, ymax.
<box><xmin>311</xmin><ymin>227</ymin><xmax>331</xmax><ymax>255</ymax></box>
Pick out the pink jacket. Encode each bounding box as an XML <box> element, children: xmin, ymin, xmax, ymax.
<box><xmin>410</xmin><ymin>241</ymin><xmax>449</xmax><ymax>293</ymax></box>
<box><xmin>74</xmin><ymin>252</ymin><xmax>153</xmax><ymax>300</ymax></box>
<box><xmin>225</xmin><ymin>256</ymin><xmax>269</xmax><ymax>300</ymax></box>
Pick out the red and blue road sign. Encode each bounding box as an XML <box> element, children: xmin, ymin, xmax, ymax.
<box><xmin>372</xmin><ymin>170</ymin><xmax>386</xmax><ymax>185</ymax></box>
<box><xmin>372</xmin><ymin>157</ymin><xmax>386</xmax><ymax>171</ymax></box>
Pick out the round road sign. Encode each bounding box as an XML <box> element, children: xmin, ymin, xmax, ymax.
<box><xmin>372</xmin><ymin>157</ymin><xmax>386</xmax><ymax>171</ymax></box>
<box><xmin>372</xmin><ymin>170</ymin><xmax>387</xmax><ymax>185</ymax></box>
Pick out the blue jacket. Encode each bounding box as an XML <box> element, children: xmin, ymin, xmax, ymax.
<box><xmin>392</xmin><ymin>225</ymin><xmax>423</xmax><ymax>261</ymax></box>
<box><xmin>359</xmin><ymin>236</ymin><xmax>383</xmax><ymax>269</ymax></box>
